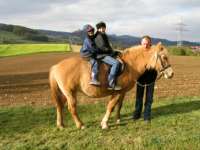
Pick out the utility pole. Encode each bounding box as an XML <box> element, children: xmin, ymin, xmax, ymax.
<box><xmin>175</xmin><ymin>18</ymin><xmax>188</xmax><ymax>47</ymax></box>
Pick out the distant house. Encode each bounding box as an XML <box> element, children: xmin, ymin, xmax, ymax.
<box><xmin>191</xmin><ymin>46</ymin><xmax>200</xmax><ymax>53</ymax></box>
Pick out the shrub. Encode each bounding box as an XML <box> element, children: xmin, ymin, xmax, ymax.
<box><xmin>168</xmin><ymin>46</ymin><xmax>197</xmax><ymax>56</ymax></box>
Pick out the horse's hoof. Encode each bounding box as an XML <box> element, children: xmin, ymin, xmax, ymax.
<box><xmin>81</xmin><ymin>125</ymin><xmax>85</xmax><ymax>130</ymax></box>
<box><xmin>57</xmin><ymin>125</ymin><xmax>64</xmax><ymax>130</ymax></box>
<box><xmin>77</xmin><ymin>124</ymin><xmax>85</xmax><ymax>130</ymax></box>
<box><xmin>102</xmin><ymin>125</ymin><xmax>109</xmax><ymax>130</ymax></box>
<box><xmin>116</xmin><ymin>119</ymin><xmax>121</xmax><ymax>124</ymax></box>
<box><xmin>101</xmin><ymin>121</ymin><xmax>109</xmax><ymax>129</ymax></box>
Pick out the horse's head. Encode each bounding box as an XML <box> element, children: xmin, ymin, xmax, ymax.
<box><xmin>146</xmin><ymin>42</ymin><xmax>174</xmax><ymax>79</ymax></box>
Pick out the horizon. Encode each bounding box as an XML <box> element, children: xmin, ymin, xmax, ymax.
<box><xmin>0</xmin><ymin>0</ymin><xmax>200</xmax><ymax>42</ymax></box>
<box><xmin>1</xmin><ymin>22</ymin><xmax>198</xmax><ymax>44</ymax></box>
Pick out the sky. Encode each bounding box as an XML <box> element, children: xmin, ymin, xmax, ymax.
<box><xmin>0</xmin><ymin>0</ymin><xmax>200</xmax><ymax>42</ymax></box>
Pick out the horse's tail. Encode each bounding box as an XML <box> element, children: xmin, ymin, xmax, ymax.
<box><xmin>49</xmin><ymin>67</ymin><xmax>66</xmax><ymax>107</ymax></box>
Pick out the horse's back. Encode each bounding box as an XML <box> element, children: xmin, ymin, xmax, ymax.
<box><xmin>49</xmin><ymin>54</ymin><xmax>131</xmax><ymax>97</ymax></box>
<box><xmin>50</xmin><ymin>54</ymin><xmax>86</xmax><ymax>90</ymax></box>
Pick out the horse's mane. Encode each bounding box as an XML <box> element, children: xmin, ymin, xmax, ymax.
<box><xmin>120</xmin><ymin>45</ymin><xmax>158</xmax><ymax>70</ymax></box>
<box><xmin>121</xmin><ymin>45</ymin><xmax>146</xmax><ymax>60</ymax></box>
<box><xmin>123</xmin><ymin>45</ymin><xmax>144</xmax><ymax>52</ymax></box>
<box><xmin>122</xmin><ymin>44</ymin><xmax>157</xmax><ymax>57</ymax></box>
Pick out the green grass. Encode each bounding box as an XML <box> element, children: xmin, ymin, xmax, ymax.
<box><xmin>0</xmin><ymin>97</ymin><xmax>200</xmax><ymax>149</ymax></box>
<box><xmin>0</xmin><ymin>44</ymin><xmax>71</xmax><ymax>57</ymax></box>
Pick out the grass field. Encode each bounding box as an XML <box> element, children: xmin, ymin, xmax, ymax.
<box><xmin>0</xmin><ymin>44</ymin><xmax>71</xmax><ymax>57</ymax></box>
<box><xmin>0</xmin><ymin>97</ymin><xmax>200</xmax><ymax>150</ymax></box>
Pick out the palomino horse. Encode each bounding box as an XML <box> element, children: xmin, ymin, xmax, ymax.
<box><xmin>49</xmin><ymin>42</ymin><xmax>174</xmax><ymax>129</ymax></box>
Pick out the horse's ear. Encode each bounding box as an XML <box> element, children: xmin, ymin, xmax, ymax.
<box><xmin>156</xmin><ymin>42</ymin><xmax>163</xmax><ymax>51</ymax></box>
<box><xmin>157</xmin><ymin>42</ymin><xmax>162</xmax><ymax>46</ymax></box>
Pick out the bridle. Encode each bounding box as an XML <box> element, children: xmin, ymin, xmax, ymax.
<box><xmin>152</xmin><ymin>51</ymin><xmax>173</xmax><ymax>82</ymax></box>
<box><xmin>137</xmin><ymin>51</ymin><xmax>172</xmax><ymax>87</ymax></box>
<box><xmin>157</xmin><ymin>54</ymin><xmax>171</xmax><ymax>73</ymax></box>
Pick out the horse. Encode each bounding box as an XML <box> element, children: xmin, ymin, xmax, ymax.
<box><xmin>49</xmin><ymin>42</ymin><xmax>174</xmax><ymax>129</ymax></box>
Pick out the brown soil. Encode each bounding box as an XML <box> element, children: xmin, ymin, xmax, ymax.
<box><xmin>0</xmin><ymin>53</ymin><xmax>200</xmax><ymax>106</ymax></box>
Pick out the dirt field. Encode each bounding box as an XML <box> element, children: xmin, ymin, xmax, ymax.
<box><xmin>0</xmin><ymin>52</ymin><xmax>200</xmax><ymax>106</ymax></box>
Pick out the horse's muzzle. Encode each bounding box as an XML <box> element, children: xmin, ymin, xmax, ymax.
<box><xmin>163</xmin><ymin>67</ymin><xmax>174</xmax><ymax>79</ymax></box>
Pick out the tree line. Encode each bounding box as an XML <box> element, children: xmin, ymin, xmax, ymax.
<box><xmin>0</xmin><ymin>24</ymin><xmax>49</xmax><ymax>43</ymax></box>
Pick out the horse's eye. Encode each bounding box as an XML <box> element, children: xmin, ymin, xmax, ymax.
<box><xmin>160</xmin><ymin>47</ymin><xmax>164</xmax><ymax>51</ymax></box>
<box><xmin>161</xmin><ymin>55</ymin><xmax>167</xmax><ymax>60</ymax></box>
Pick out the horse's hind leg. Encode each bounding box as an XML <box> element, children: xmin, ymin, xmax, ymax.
<box><xmin>50</xmin><ymin>75</ymin><xmax>65</xmax><ymax>129</ymax></box>
<box><xmin>116</xmin><ymin>93</ymin><xmax>125</xmax><ymax>124</ymax></box>
<box><xmin>53</xmin><ymin>92</ymin><xmax>67</xmax><ymax>128</ymax></box>
<box><xmin>56</xmin><ymin>99</ymin><xmax>64</xmax><ymax>128</ymax></box>
<box><xmin>101</xmin><ymin>94</ymin><xmax>121</xmax><ymax>129</ymax></box>
<box><xmin>65</xmin><ymin>91</ymin><xmax>84</xmax><ymax>129</ymax></box>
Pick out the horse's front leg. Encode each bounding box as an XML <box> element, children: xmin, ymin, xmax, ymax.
<box><xmin>101</xmin><ymin>94</ymin><xmax>120</xmax><ymax>129</ymax></box>
<box><xmin>115</xmin><ymin>93</ymin><xmax>125</xmax><ymax>124</ymax></box>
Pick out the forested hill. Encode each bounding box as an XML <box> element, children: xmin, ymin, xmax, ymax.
<box><xmin>0</xmin><ymin>23</ymin><xmax>199</xmax><ymax>48</ymax></box>
<box><xmin>0</xmin><ymin>23</ymin><xmax>50</xmax><ymax>43</ymax></box>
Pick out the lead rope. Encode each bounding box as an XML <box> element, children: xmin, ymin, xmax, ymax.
<box><xmin>136</xmin><ymin>81</ymin><xmax>155</xmax><ymax>87</ymax></box>
<box><xmin>135</xmin><ymin>71</ymin><xmax>163</xmax><ymax>87</ymax></box>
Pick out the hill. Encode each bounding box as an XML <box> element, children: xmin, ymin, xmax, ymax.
<box><xmin>0</xmin><ymin>23</ymin><xmax>200</xmax><ymax>48</ymax></box>
<box><xmin>40</xmin><ymin>28</ymin><xmax>200</xmax><ymax>48</ymax></box>
<box><xmin>0</xmin><ymin>23</ymin><xmax>50</xmax><ymax>43</ymax></box>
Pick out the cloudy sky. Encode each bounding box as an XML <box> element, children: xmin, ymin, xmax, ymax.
<box><xmin>0</xmin><ymin>0</ymin><xmax>200</xmax><ymax>42</ymax></box>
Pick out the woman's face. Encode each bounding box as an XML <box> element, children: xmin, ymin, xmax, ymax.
<box><xmin>141</xmin><ymin>38</ymin><xmax>151</xmax><ymax>49</ymax></box>
<box><xmin>87</xmin><ymin>31</ymin><xmax>94</xmax><ymax>36</ymax></box>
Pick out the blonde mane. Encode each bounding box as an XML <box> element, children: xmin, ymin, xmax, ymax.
<box><xmin>121</xmin><ymin>45</ymin><xmax>155</xmax><ymax>67</ymax></box>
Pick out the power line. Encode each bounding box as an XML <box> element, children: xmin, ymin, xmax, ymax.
<box><xmin>175</xmin><ymin>18</ymin><xmax>189</xmax><ymax>47</ymax></box>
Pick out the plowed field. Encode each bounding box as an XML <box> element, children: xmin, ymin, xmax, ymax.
<box><xmin>0</xmin><ymin>53</ymin><xmax>199</xmax><ymax>106</ymax></box>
